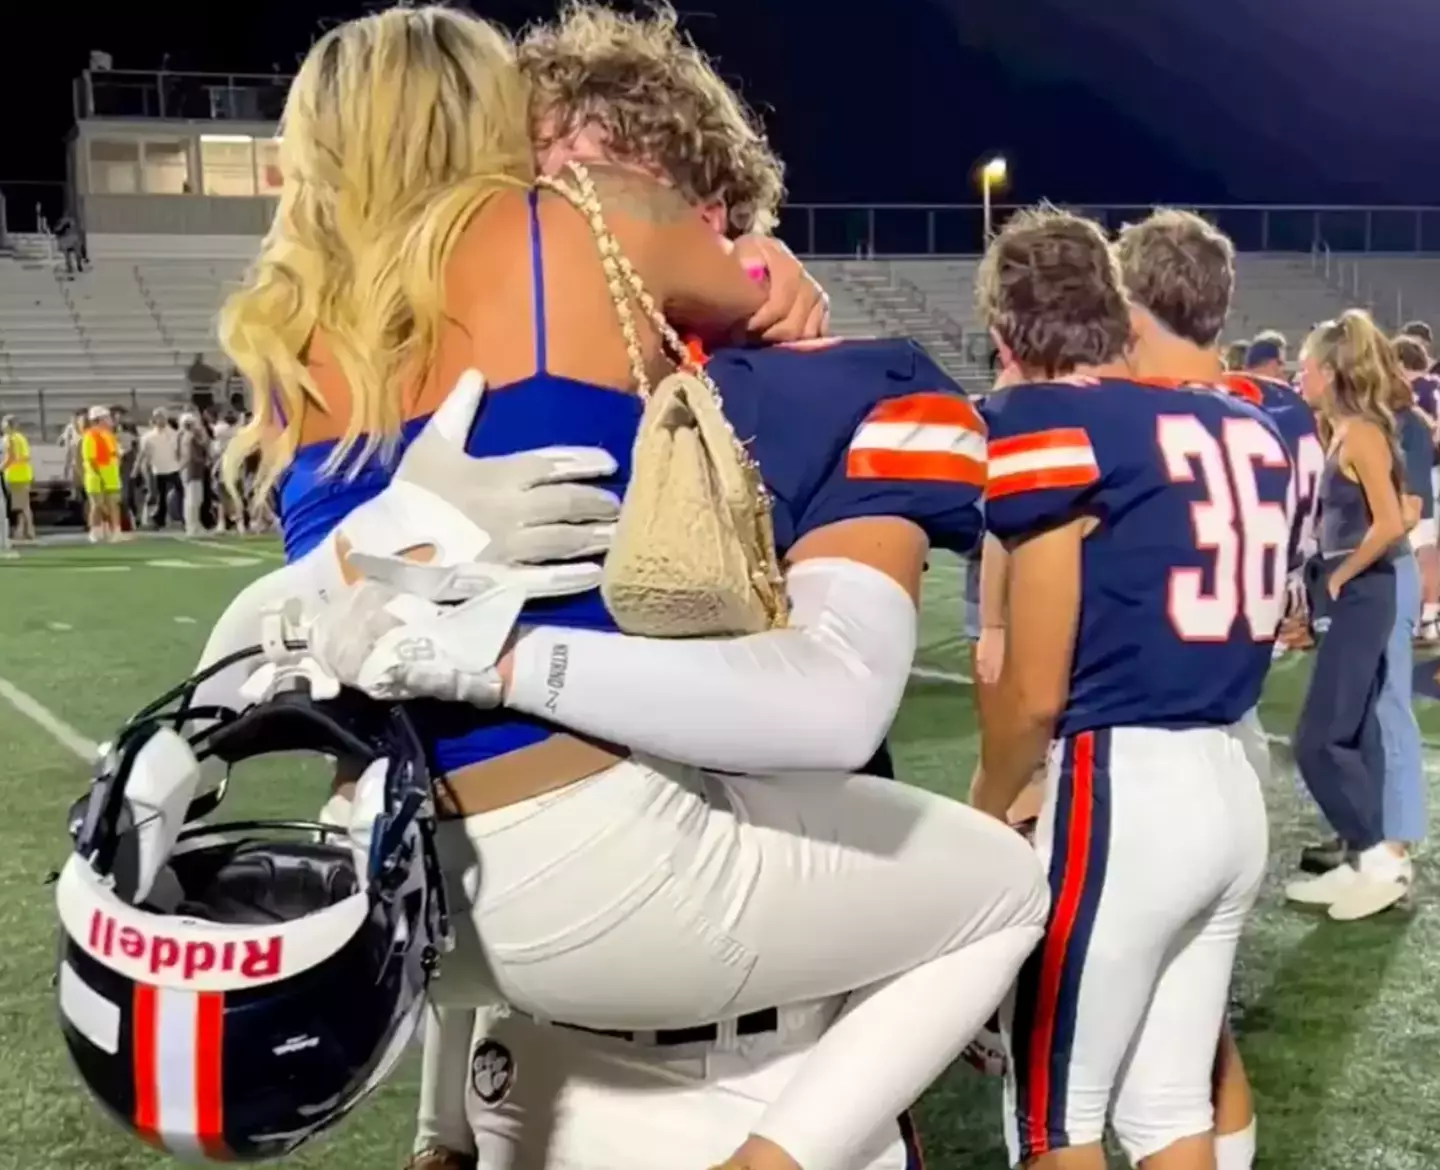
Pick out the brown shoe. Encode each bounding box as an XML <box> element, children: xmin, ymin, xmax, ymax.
<box><xmin>405</xmin><ymin>1148</ymin><xmax>477</xmax><ymax>1170</ymax></box>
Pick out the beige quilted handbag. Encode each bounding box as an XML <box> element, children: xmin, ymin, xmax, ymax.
<box><xmin>537</xmin><ymin>164</ymin><xmax>787</xmax><ymax>637</ymax></box>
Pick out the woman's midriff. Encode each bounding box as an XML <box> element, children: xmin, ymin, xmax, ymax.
<box><xmin>433</xmin><ymin>733</ymin><xmax>629</xmax><ymax>817</ymax></box>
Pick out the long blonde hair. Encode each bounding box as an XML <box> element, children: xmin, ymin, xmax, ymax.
<box><xmin>1303</xmin><ymin>309</ymin><xmax>1406</xmax><ymax>447</ymax></box>
<box><xmin>219</xmin><ymin>5</ymin><xmax>535</xmax><ymax>500</ymax></box>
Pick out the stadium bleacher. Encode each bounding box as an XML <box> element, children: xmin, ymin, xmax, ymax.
<box><xmin>4</xmin><ymin>227</ymin><xmax>1440</xmax><ymax>442</ymax></box>
<box><xmin>0</xmin><ymin>233</ymin><xmax>246</xmax><ymax>439</ymax></box>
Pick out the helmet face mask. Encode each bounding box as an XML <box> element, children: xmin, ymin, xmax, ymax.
<box><xmin>55</xmin><ymin>649</ymin><xmax>449</xmax><ymax>1161</ymax></box>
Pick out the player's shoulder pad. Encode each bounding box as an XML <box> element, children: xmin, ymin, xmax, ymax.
<box><xmin>1219</xmin><ymin>372</ymin><xmax>1264</xmax><ymax>406</ymax></box>
<box><xmin>708</xmin><ymin>336</ymin><xmax>950</xmax><ymax>404</ymax></box>
<box><xmin>983</xmin><ymin>378</ymin><xmax>1117</xmax><ymax>499</ymax></box>
<box><xmin>710</xmin><ymin>336</ymin><xmax>985</xmax><ymax>469</ymax></box>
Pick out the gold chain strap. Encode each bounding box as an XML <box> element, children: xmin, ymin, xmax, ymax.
<box><xmin>534</xmin><ymin>164</ymin><xmax>747</xmax><ymax>455</ymax></box>
<box><xmin>535</xmin><ymin>163</ymin><xmax>786</xmax><ymax>611</ymax></box>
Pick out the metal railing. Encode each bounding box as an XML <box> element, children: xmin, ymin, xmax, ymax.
<box><xmin>1310</xmin><ymin>243</ymin><xmax>1416</xmax><ymax>330</ymax></box>
<box><xmin>75</xmin><ymin>69</ymin><xmax>288</xmax><ymax>123</ymax></box>
<box><xmin>0</xmin><ymin>182</ymin><xmax>66</xmax><ymax>235</ymax></box>
<box><xmin>775</xmin><ymin>203</ymin><xmax>1440</xmax><ymax>258</ymax></box>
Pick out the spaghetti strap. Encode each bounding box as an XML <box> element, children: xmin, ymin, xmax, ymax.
<box><xmin>528</xmin><ymin>189</ymin><xmax>548</xmax><ymax>372</ymax></box>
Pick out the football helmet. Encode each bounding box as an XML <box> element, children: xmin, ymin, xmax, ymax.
<box><xmin>54</xmin><ymin>647</ymin><xmax>449</xmax><ymax>1161</ymax></box>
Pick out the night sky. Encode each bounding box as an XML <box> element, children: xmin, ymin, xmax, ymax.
<box><xmin>3</xmin><ymin>0</ymin><xmax>1440</xmax><ymax>211</ymax></box>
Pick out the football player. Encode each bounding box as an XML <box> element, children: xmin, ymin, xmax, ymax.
<box><xmin>431</xmin><ymin>1003</ymin><xmax>924</xmax><ymax>1170</ymax></box>
<box><xmin>199</xmin><ymin>11</ymin><xmax>1050</xmax><ymax>1170</ymax></box>
<box><xmin>1221</xmin><ymin>333</ymin><xmax>1323</xmax><ymax>655</ymax></box>
<box><xmin>1395</xmin><ymin>334</ymin><xmax>1440</xmax><ymax>639</ymax></box>
<box><xmin>974</xmin><ymin>207</ymin><xmax>1285</xmax><ymax>1170</ymax></box>
<box><xmin>1115</xmin><ymin>207</ymin><xmax>1275</xmax><ymax>1170</ymax></box>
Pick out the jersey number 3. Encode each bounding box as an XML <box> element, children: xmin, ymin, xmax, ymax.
<box><xmin>1158</xmin><ymin>415</ymin><xmax>1291</xmax><ymax>642</ymax></box>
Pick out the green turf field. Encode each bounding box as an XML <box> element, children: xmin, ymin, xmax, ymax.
<box><xmin>1</xmin><ymin>538</ymin><xmax>1438</xmax><ymax>1170</ymax></box>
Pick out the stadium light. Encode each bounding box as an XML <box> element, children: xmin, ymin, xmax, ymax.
<box><xmin>979</xmin><ymin>156</ymin><xmax>1008</xmax><ymax>243</ymax></box>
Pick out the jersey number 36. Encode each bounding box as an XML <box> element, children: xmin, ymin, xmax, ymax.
<box><xmin>1158</xmin><ymin>415</ymin><xmax>1292</xmax><ymax>643</ymax></box>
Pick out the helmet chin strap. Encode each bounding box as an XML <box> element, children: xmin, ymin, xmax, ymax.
<box><xmin>244</xmin><ymin>600</ymin><xmax>341</xmax><ymax>704</ymax></box>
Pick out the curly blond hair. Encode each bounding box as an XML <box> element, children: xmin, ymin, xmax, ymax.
<box><xmin>519</xmin><ymin>3</ymin><xmax>783</xmax><ymax>236</ymax></box>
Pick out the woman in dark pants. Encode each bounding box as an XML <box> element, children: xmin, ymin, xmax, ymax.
<box><xmin>1286</xmin><ymin>310</ymin><xmax>1411</xmax><ymax>921</ymax></box>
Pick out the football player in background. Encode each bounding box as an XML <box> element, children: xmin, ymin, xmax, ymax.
<box><xmin>1115</xmin><ymin>207</ymin><xmax>1280</xmax><ymax>1170</ymax></box>
<box><xmin>1223</xmin><ymin>338</ymin><xmax>1250</xmax><ymax>372</ymax></box>
<box><xmin>975</xmin><ymin>207</ymin><xmax>1284</xmax><ymax>1170</ymax></box>
<box><xmin>1394</xmin><ymin>334</ymin><xmax>1440</xmax><ymax>639</ymax></box>
<box><xmin>1399</xmin><ymin>319</ymin><xmax>1435</xmax><ymax>375</ymax></box>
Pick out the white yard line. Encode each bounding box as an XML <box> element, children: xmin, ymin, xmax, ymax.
<box><xmin>0</xmin><ymin>677</ymin><xmax>97</xmax><ymax>761</ymax></box>
<box><xmin>192</xmin><ymin>538</ymin><xmax>284</xmax><ymax>562</ymax></box>
<box><xmin>910</xmin><ymin>665</ymin><xmax>971</xmax><ymax>686</ymax></box>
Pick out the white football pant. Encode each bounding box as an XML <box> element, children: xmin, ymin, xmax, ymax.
<box><xmin>422</xmin><ymin>1001</ymin><xmax>923</xmax><ymax>1170</ymax></box>
<box><xmin>417</xmin><ymin>757</ymin><xmax>1049</xmax><ymax>1170</ymax></box>
<box><xmin>1002</xmin><ymin>725</ymin><xmax>1268</xmax><ymax>1166</ymax></box>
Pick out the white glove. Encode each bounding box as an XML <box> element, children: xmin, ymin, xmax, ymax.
<box><xmin>329</xmin><ymin>370</ymin><xmax>619</xmax><ymax>603</ymax></box>
<box><xmin>306</xmin><ymin>581</ymin><xmax>524</xmax><ymax>707</ymax></box>
<box><xmin>344</xmin><ymin>550</ymin><xmax>602</xmax><ymax>603</ymax></box>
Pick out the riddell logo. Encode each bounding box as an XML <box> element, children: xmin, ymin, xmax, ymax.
<box><xmin>87</xmin><ymin>910</ymin><xmax>282</xmax><ymax>981</ymax></box>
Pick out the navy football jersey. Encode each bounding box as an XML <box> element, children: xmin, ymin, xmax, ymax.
<box><xmin>1224</xmin><ymin>373</ymin><xmax>1321</xmax><ymax>561</ymax></box>
<box><xmin>709</xmin><ymin>338</ymin><xmax>986</xmax><ymax>557</ymax></box>
<box><xmin>1413</xmin><ymin>373</ymin><xmax>1439</xmax><ymax>418</ymax></box>
<box><xmin>985</xmin><ymin>377</ymin><xmax>1294</xmax><ymax>737</ymax></box>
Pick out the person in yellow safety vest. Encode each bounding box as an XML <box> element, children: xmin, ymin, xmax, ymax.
<box><xmin>0</xmin><ymin>414</ymin><xmax>35</xmax><ymax>541</ymax></box>
<box><xmin>80</xmin><ymin>405</ymin><xmax>124</xmax><ymax>543</ymax></box>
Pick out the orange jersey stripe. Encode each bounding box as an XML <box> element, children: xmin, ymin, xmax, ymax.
<box><xmin>864</xmin><ymin>391</ymin><xmax>985</xmax><ymax>433</ymax></box>
<box><xmin>987</xmin><ymin>464</ymin><xmax>1099</xmax><ymax>500</ymax></box>
<box><xmin>988</xmin><ymin>427</ymin><xmax>1091</xmax><ymax>461</ymax></box>
<box><xmin>846</xmin><ymin>448</ymin><xmax>986</xmax><ymax>485</ymax></box>
<box><xmin>1219</xmin><ymin>373</ymin><xmax>1264</xmax><ymax>405</ymax></box>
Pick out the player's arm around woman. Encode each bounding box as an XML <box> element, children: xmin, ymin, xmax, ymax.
<box><xmin>322</xmin><ymin>509</ymin><xmax>1050</xmax><ymax>1170</ymax></box>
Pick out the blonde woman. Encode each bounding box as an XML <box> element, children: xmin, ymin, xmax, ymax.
<box><xmin>204</xmin><ymin>9</ymin><xmax>1047</xmax><ymax>1170</ymax></box>
<box><xmin>1</xmin><ymin>415</ymin><xmax>35</xmax><ymax>541</ymax></box>
<box><xmin>1286</xmin><ymin>311</ymin><xmax>1411</xmax><ymax>921</ymax></box>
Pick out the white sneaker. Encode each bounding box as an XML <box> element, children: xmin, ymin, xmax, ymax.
<box><xmin>87</xmin><ymin>529</ymin><xmax>101</xmax><ymax>544</ymax></box>
<box><xmin>1285</xmin><ymin>863</ymin><xmax>1360</xmax><ymax>906</ymax></box>
<box><xmin>1329</xmin><ymin>851</ymin><xmax>1413</xmax><ymax>921</ymax></box>
<box><xmin>1329</xmin><ymin>871</ymin><xmax>1411</xmax><ymax>921</ymax></box>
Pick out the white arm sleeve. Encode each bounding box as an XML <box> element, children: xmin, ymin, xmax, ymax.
<box><xmin>505</xmin><ymin>557</ymin><xmax>916</xmax><ymax>773</ymax></box>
